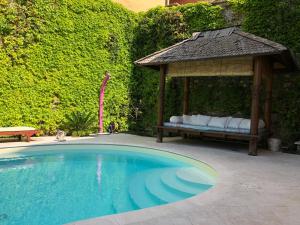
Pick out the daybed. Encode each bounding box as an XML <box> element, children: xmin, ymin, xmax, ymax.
<box><xmin>159</xmin><ymin>115</ymin><xmax>267</xmax><ymax>142</ymax></box>
<box><xmin>0</xmin><ymin>127</ymin><xmax>38</xmax><ymax>142</ymax></box>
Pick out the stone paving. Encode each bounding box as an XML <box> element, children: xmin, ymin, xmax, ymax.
<box><xmin>1</xmin><ymin>134</ymin><xmax>299</xmax><ymax>225</ymax></box>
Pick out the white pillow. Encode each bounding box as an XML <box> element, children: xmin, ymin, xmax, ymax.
<box><xmin>170</xmin><ymin>116</ymin><xmax>183</xmax><ymax>124</ymax></box>
<box><xmin>192</xmin><ymin>114</ymin><xmax>211</xmax><ymax>126</ymax></box>
<box><xmin>227</xmin><ymin>118</ymin><xmax>243</xmax><ymax>129</ymax></box>
<box><xmin>208</xmin><ymin>117</ymin><xmax>229</xmax><ymax>128</ymax></box>
<box><xmin>239</xmin><ymin>119</ymin><xmax>251</xmax><ymax>129</ymax></box>
<box><xmin>259</xmin><ymin>120</ymin><xmax>265</xmax><ymax>129</ymax></box>
<box><xmin>182</xmin><ymin>115</ymin><xmax>193</xmax><ymax>125</ymax></box>
<box><xmin>191</xmin><ymin>115</ymin><xmax>198</xmax><ymax>125</ymax></box>
<box><xmin>239</xmin><ymin>119</ymin><xmax>266</xmax><ymax>130</ymax></box>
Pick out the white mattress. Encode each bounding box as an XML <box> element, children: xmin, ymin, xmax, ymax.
<box><xmin>0</xmin><ymin>127</ymin><xmax>36</xmax><ymax>132</ymax></box>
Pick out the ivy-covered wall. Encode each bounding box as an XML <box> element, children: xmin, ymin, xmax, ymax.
<box><xmin>130</xmin><ymin>3</ymin><xmax>226</xmax><ymax>133</ymax></box>
<box><xmin>229</xmin><ymin>0</ymin><xmax>300</xmax><ymax>149</ymax></box>
<box><xmin>1</xmin><ymin>0</ymin><xmax>299</xmax><ymax>148</ymax></box>
<box><xmin>0</xmin><ymin>0</ymin><xmax>136</xmax><ymax>134</ymax></box>
<box><xmin>131</xmin><ymin>1</ymin><xmax>300</xmax><ymax>149</ymax></box>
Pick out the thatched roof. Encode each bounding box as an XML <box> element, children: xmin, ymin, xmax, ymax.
<box><xmin>135</xmin><ymin>27</ymin><xmax>298</xmax><ymax>71</ymax></box>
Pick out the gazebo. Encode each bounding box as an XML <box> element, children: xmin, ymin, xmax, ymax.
<box><xmin>135</xmin><ymin>27</ymin><xmax>298</xmax><ymax>155</ymax></box>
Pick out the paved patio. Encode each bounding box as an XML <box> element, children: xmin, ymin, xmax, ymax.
<box><xmin>1</xmin><ymin>134</ymin><xmax>300</xmax><ymax>225</ymax></box>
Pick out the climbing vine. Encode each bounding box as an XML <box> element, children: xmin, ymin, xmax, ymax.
<box><xmin>0</xmin><ymin>0</ymin><xmax>137</xmax><ymax>134</ymax></box>
<box><xmin>230</xmin><ymin>0</ymin><xmax>300</xmax><ymax>149</ymax></box>
<box><xmin>0</xmin><ymin>0</ymin><xmax>299</xmax><ymax>148</ymax></box>
<box><xmin>130</xmin><ymin>3</ymin><xmax>226</xmax><ymax>133</ymax></box>
<box><xmin>132</xmin><ymin>1</ymin><xmax>300</xmax><ymax>149</ymax></box>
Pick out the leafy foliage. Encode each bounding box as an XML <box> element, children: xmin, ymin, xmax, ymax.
<box><xmin>0</xmin><ymin>0</ymin><xmax>136</xmax><ymax>134</ymax></box>
<box><xmin>1</xmin><ymin>0</ymin><xmax>299</xmax><ymax>148</ymax></box>
<box><xmin>64</xmin><ymin>111</ymin><xmax>96</xmax><ymax>136</ymax></box>
<box><xmin>230</xmin><ymin>0</ymin><xmax>300</xmax><ymax>148</ymax></box>
<box><xmin>130</xmin><ymin>3</ymin><xmax>226</xmax><ymax>133</ymax></box>
<box><xmin>132</xmin><ymin>0</ymin><xmax>300</xmax><ymax>149</ymax></box>
<box><xmin>229</xmin><ymin>0</ymin><xmax>300</xmax><ymax>52</ymax></box>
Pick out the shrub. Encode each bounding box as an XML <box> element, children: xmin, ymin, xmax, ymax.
<box><xmin>63</xmin><ymin>111</ymin><xmax>97</xmax><ymax>136</ymax></box>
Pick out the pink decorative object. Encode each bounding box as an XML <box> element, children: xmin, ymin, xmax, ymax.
<box><xmin>98</xmin><ymin>71</ymin><xmax>110</xmax><ymax>133</ymax></box>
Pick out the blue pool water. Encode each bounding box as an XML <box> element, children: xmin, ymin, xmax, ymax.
<box><xmin>0</xmin><ymin>144</ymin><xmax>216</xmax><ymax>225</ymax></box>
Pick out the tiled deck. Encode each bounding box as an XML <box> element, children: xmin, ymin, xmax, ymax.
<box><xmin>1</xmin><ymin>134</ymin><xmax>299</xmax><ymax>225</ymax></box>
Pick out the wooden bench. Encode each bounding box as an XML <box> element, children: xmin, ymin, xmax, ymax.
<box><xmin>157</xmin><ymin>125</ymin><xmax>266</xmax><ymax>145</ymax></box>
<box><xmin>0</xmin><ymin>127</ymin><xmax>38</xmax><ymax>142</ymax></box>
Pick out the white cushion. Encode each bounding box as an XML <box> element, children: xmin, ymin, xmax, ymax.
<box><xmin>208</xmin><ymin>117</ymin><xmax>229</xmax><ymax>128</ymax></box>
<box><xmin>239</xmin><ymin>119</ymin><xmax>265</xmax><ymax>129</ymax></box>
<box><xmin>227</xmin><ymin>118</ymin><xmax>243</xmax><ymax>129</ymax></box>
<box><xmin>259</xmin><ymin>120</ymin><xmax>265</xmax><ymax>129</ymax></box>
<box><xmin>192</xmin><ymin>115</ymin><xmax>211</xmax><ymax>126</ymax></box>
<box><xmin>170</xmin><ymin>116</ymin><xmax>183</xmax><ymax>124</ymax></box>
<box><xmin>239</xmin><ymin>119</ymin><xmax>250</xmax><ymax>129</ymax></box>
<box><xmin>182</xmin><ymin>115</ymin><xmax>193</xmax><ymax>125</ymax></box>
<box><xmin>191</xmin><ymin>115</ymin><xmax>198</xmax><ymax>125</ymax></box>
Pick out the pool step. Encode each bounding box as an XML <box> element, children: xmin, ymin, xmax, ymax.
<box><xmin>128</xmin><ymin>167</ymin><xmax>213</xmax><ymax>210</ymax></box>
<box><xmin>160</xmin><ymin>169</ymin><xmax>207</xmax><ymax>196</ymax></box>
<box><xmin>112</xmin><ymin>189</ymin><xmax>137</xmax><ymax>213</ymax></box>
<box><xmin>176</xmin><ymin>167</ymin><xmax>214</xmax><ymax>188</ymax></box>
<box><xmin>128</xmin><ymin>171</ymin><xmax>162</xmax><ymax>209</ymax></box>
<box><xmin>145</xmin><ymin>169</ymin><xmax>186</xmax><ymax>203</ymax></box>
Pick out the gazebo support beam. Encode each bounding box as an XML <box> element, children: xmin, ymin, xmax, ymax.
<box><xmin>249</xmin><ymin>57</ymin><xmax>263</xmax><ymax>156</ymax></box>
<box><xmin>264</xmin><ymin>58</ymin><xmax>273</xmax><ymax>134</ymax></box>
<box><xmin>183</xmin><ymin>77</ymin><xmax>190</xmax><ymax>115</ymax></box>
<box><xmin>157</xmin><ymin>65</ymin><xmax>167</xmax><ymax>143</ymax></box>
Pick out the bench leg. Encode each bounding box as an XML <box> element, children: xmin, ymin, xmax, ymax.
<box><xmin>26</xmin><ymin>135</ymin><xmax>31</xmax><ymax>142</ymax></box>
<box><xmin>157</xmin><ymin>129</ymin><xmax>163</xmax><ymax>143</ymax></box>
<box><xmin>249</xmin><ymin>138</ymin><xmax>258</xmax><ymax>156</ymax></box>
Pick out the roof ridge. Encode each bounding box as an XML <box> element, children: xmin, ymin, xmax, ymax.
<box><xmin>192</xmin><ymin>27</ymin><xmax>238</xmax><ymax>40</ymax></box>
<box><xmin>135</xmin><ymin>39</ymin><xmax>189</xmax><ymax>65</ymax></box>
<box><xmin>235</xmin><ymin>30</ymin><xmax>287</xmax><ymax>51</ymax></box>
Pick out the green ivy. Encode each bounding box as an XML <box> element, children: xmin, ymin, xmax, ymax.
<box><xmin>229</xmin><ymin>0</ymin><xmax>300</xmax><ymax>52</ymax></box>
<box><xmin>130</xmin><ymin>3</ymin><xmax>226</xmax><ymax>133</ymax></box>
<box><xmin>230</xmin><ymin>0</ymin><xmax>300</xmax><ymax>149</ymax></box>
<box><xmin>132</xmin><ymin>1</ymin><xmax>300</xmax><ymax>149</ymax></box>
<box><xmin>1</xmin><ymin>0</ymin><xmax>299</xmax><ymax>148</ymax></box>
<box><xmin>0</xmin><ymin>0</ymin><xmax>137</xmax><ymax>134</ymax></box>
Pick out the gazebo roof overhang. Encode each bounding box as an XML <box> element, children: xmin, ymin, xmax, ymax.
<box><xmin>135</xmin><ymin>27</ymin><xmax>299</xmax><ymax>73</ymax></box>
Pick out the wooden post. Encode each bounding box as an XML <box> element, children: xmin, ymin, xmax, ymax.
<box><xmin>249</xmin><ymin>57</ymin><xmax>263</xmax><ymax>156</ymax></box>
<box><xmin>157</xmin><ymin>65</ymin><xmax>167</xmax><ymax>143</ymax></box>
<box><xmin>183</xmin><ymin>77</ymin><xmax>190</xmax><ymax>115</ymax></box>
<box><xmin>263</xmin><ymin>58</ymin><xmax>273</xmax><ymax>134</ymax></box>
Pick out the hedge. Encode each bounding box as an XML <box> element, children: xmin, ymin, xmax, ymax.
<box><xmin>0</xmin><ymin>0</ymin><xmax>136</xmax><ymax>134</ymax></box>
<box><xmin>130</xmin><ymin>3</ymin><xmax>226</xmax><ymax>133</ymax></box>
<box><xmin>230</xmin><ymin>0</ymin><xmax>300</xmax><ymax>148</ymax></box>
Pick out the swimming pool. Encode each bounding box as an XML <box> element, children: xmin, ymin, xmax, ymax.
<box><xmin>0</xmin><ymin>144</ymin><xmax>217</xmax><ymax>225</ymax></box>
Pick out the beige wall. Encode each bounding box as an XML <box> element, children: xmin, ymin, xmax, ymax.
<box><xmin>113</xmin><ymin>0</ymin><xmax>165</xmax><ymax>12</ymax></box>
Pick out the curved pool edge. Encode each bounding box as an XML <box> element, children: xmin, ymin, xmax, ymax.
<box><xmin>0</xmin><ymin>143</ymin><xmax>218</xmax><ymax>181</ymax></box>
<box><xmin>0</xmin><ymin>142</ymin><xmax>219</xmax><ymax>225</ymax></box>
<box><xmin>2</xmin><ymin>134</ymin><xmax>296</xmax><ymax>225</ymax></box>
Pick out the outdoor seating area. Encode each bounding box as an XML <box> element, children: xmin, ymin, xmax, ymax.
<box><xmin>165</xmin><ymin>115</ymin><xmax>266</xmax><ymax>134</ymax></box>
<box><xmin>162</xmin><ymin>115</ymin><xmax>267</xmax><ymax>142</ymax></box>
<box><xmin>0</xmin><ymin>1</ymin><xmax>299</xmax><ymax>225</ymax></box>
<box><xmin>135</xmin><ymin>27</ymin><xmax>299</xmax><ymax>155</ymax></box>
